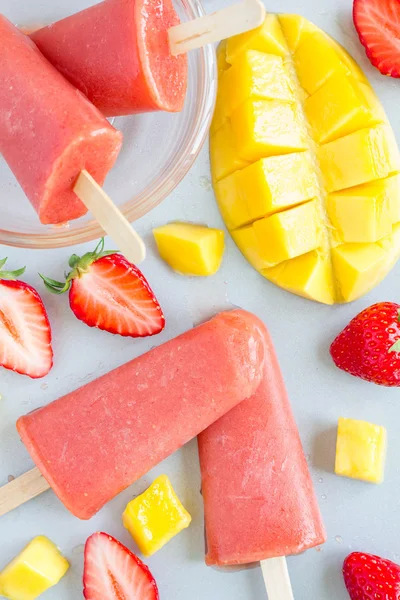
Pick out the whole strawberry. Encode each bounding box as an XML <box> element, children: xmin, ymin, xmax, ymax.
<box><xmin>40</xmin><ymin>239</ymin><xmax>165</xmax><ymax>338</ymax></box>
<box><xmin>0</xmin><ymin>258</ymin><xmax>53</xmax><ymax>378</ymax></box>
<box><xmin>343</xmin><ymin>552</ymin><xmax>400</xmax><ymax>599</ymax></box>
<box><xmin>330</xmin><ymin>302</ymin><xmax>400</xmax><ymax>387</ymax></box>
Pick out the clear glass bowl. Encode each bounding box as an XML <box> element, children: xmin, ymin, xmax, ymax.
<box><xmin>0</xmin><ymin>0</ymin><xmax>216</xmax><ymax>249</ymax></box>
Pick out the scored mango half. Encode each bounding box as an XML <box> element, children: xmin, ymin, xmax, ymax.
<box><xmin>210</xmin><ymin>14</ymin><xmax>400</xmax><ymax>304</ymax></box>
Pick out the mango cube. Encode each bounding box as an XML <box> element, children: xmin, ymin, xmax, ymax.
<box><xmin>226</xmin><ymin>14</ymin><xmax>288</xmax><ymax>64</ymax></box>
<box><xmin>210</xmin><ymin>121</ymin><xmax>249</xmax><ymax>182</ymax></box>
<box><xmin>222</xmin><ymin>50</ymin><xmax>294</xmax><ymax>117</ymax></box>
<box><xmin>238</xmin><ymin>151</ymin><xmax>319</xmax><ymax>222</ymax></box>
<box><xmin>263</xmin><ymin>250</ymin><xmax>335</xmax><ymax>304</ymax></box>
<box><xmin>0</xmin><ymin>536</ymin><xmax>69</xmax><ymax>600</ymax></box>
<box><xmin>122</xmin><ymin>475</ymin><xmax>192</xmax><ymax>556</ymax></box>
<box><xmin>305</xmin><ymin>74</ymin><xmax>385</xmax><ymax>144</ymax></box>
<box><xmin>318</xmin><ymin>125</ymin><xmax>400</xmax><ymax>193</ymax></box>
<box><xmin>231</xmin><ymin>99</ymin><xmax>307</xmax><ymax>162</ymax></box>
<box><xmin>294</xmin><ymin>30</ymin><xmax>353</xmax><ymax>95</ymax></box>
<box><xmin>153</xmin><ymin>223</ymin><xmax>224</xmax><ymax>276</ymax></box>
<box><xmin>335</xmin><ymin>418</ymin><xmax>387</xmax><ymax>484</ymax></box>
<box><xmin>331</xmin><ymin>242</ymin><xmax>388</xmax><ymax>302</ymax></box>
<box><xmin>327</xmin><ymin>181</ymin><xmax>393</xmax><ymax>243</ymax></box>
<box><xmin>253</xmin><ymin>200</ymin><xmax>321</xmax><ymax>266</ymax></box>
<box><xmin>212</xmin><ymin>51</ymin><xmax>294</xmax><ymax>134</ymax></box>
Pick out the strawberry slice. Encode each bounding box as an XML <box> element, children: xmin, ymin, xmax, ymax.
<box><xmin>84</xmin><ymin>533</ymin><xmax>159</xmax><ymax>600</ymax></box>
<box><xmin>353</xmin><ymin>0</ymin><xmax>400</xmax><ymax>77</ymax></box>
<box><xmin>0</xmin><ymin>258</ymin><xmax>53</xmax><ymax>378</ymax></box>
<box><xmin>41</xmin><ymin>239</ymin><xmax>165</xmax><ymax>338</ymax></box>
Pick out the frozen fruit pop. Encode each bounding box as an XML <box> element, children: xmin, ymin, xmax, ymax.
<box><xmin>31</xmin><ymin>0</ymin><xmax>188</xmax><ymax>117</ymax></box>
<box><xmin>16</xmin><ymin>310</ymin><xmax>265</xmax><ymax>519</ymax></box>
<box><xmin>0</xmin><ymin>16</ymin><xmax>122</xmax><ymax>225</ymax></box>
<box><xmin>198</xmin><ymin>323</ymin><xmax>326</xmax><ymax>566</ymax></box>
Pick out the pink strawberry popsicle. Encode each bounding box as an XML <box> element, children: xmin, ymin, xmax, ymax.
<box><xmin>31</xmin><ymin>0</ymin><xmax>188</xmax><ymax>117</ymax></box>
<box><xmin>198</xmin><ymin>324</ymin><xmax>327</xmax><ymax>565</ymax></box>
<box><xmin>0</xmin><ymin>16</ymin><xmax>122</xmax><ymax>225</ymax></box>
<box><xmin>17</xmin><ymin>310</ymin><xmax>265</xmax><ymax>520</ymax></box>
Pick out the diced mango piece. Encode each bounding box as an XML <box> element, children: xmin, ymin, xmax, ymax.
<box><xmin>153</xmin><ymin>223</ymin><xmax>225</xmax><ymax>276</ymax></box>
<box><xmin>305</xmin><ymin>74</ymin><xmax>385</xmax><ymax>144</ymax></box>
<box><xmin>263</xmin><ymin>250</ymin><xmax>335</xmax><ymax>304</ymax></box>
<box><xmin>226</xmin><ymin>14</ymin><xmax>289</xmax><ymax>64</ymax></box>
<box><xmin>327</xmin><ymin>180</ymin><xmax>393</xmax><ymax>243</ymax></box>
<box><xmin>294</xmin><ymin>30</ymin><xmax>354</xmax><ymax>95</ymax></box>
<box><xmin>0</xmin><ymin>536</ymin><xmax>69</xmax><ymax>600</ymax></box>
<box><xmin>331</xmin><ymin>242</ymin><xmax>388</xmax><ymax>302</ymax></box>
<box><xmin>252</xmin><ymin>200</ymin><xmax>321</xmax><ymax>266</ymax></box>
<box><xmin>232</xmin><ymin>225</ymin><xmax>273</xmax><ymax>271</ymax></box>
<box><xmin>210</xmin><ymin>121</ymin><xmax>249</xmax><ymax>182</ymax></box>
<box><xmin>237</xmin><ymin>151</ymin><xmax>320</xmax><ymax>222</ymax></box>
<box><xmin>335</xmin><ymin>417</ymin><xmax>387</xmax><ymax>484</ymax></box>
<box><xmin>231</xmin><ymin>99</ymin><xmax>308</xmax><ymax>162</ymax></box>
<box><xmin>122</xmin><ymin>475</ymin><xmax>192</xmax><ymax>556</ymax></box>
<box><xmin>214</xmin><ymin>172</ymin><xmax>251</xmax><ymax>230</ymax></box>
<box><xmin>318</xmin><ymin>125</ymin><xmax>400</xmax><ymax>193</ymax></box>
<box><xmin>222</xmin><ymin>51</ymin><xmax>294</xmax><ymax>117</ymax></box>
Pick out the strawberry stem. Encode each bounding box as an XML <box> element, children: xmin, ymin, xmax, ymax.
<box><xmin>0</xmin><ymin>258</ymin><xmax>26</xmax><ymax>281</ymax></box>
<box><xmin>40</xmin><ymin>238</ymin><xmax>118</xmax><ymax>295</ymax></box>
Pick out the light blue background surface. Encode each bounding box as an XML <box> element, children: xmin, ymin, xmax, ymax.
<box><xmin>1</xmin><ymin>0</ymin><xmax>400</xmax><ymax>598</ymax></box>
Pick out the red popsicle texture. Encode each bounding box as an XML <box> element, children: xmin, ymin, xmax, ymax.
<box><xmin>199</xmin><ymin>324</ymin><xmax>327</xmax><ymax>565</ymax></box>
<box><xmin>17</xmin><ymin>310</ymin><xmax>265</xmax><ymax>519</ymax></box>
<box><xmin>0</xmin><ymin>16</ymin><xmax>122</xmax><ymax>225</ymax></box>
<box><xmin>31</xmin><ymin>0</ymin><xmax>188</xmax><ymax>117</ymax></box>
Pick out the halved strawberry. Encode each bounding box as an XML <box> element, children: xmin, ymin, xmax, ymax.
<box><xmin>41</xmin><ymin>239</ymin><xmax>165</xmax><ymax>338</ymax></box>
<box><xmin>84</xmin><ymin>532</ymin><xmax>159</xmax><ymax>600</ymax></box>
<box><xmin>0</xmin><ymin>258</ymin><xmax>53</xmax><ymax>378</ymax></box>
<box><xmin>353</xmin><ymin>0</ymin><xmax>400</xmax><ymax>77</ymax></box>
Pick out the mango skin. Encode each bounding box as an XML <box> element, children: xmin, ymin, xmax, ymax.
<box><xmin>210</xmin><ymin>14</ymin><xmax>400</xmax><ymax>304</ymax></box>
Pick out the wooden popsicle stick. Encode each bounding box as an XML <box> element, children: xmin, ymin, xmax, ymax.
<box><xmin>168</xmin><ymin>0</ymin><xmax>266</xmax><ymax>56</ymax></box>
<box><xmin>0</xmin><ymin>468</ymin><xmax>50</xmax><ymax>517</ymax></box>
<box><xmin>261</xmin><ymin>557</ymin><xmax>295</xmax><ymax>599</ymax></box>
<box><xmin>74</xmin><ymin>170</ymin><xmax>146</xmax><ymax>265</ymax></box>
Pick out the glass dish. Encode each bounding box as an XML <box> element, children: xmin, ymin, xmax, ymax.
<box><xmin>0</xmin><ymin>0</ymin><xmax>216</xmax><ymax>249</ymax></box>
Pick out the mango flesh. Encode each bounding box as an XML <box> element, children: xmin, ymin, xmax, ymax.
<box><xmin>0</xmin><ymin>536</ymin><xmax>69</xmax><ymax>600</ymax></box>
<box><xmin>153</xmin><ymin>223</ymin><xmax>225</xmax><ymax>276</ymax></box>
<box><xmin>335</xmin><ymin>418</ymin><xmax>387</xmax><ymax>484</ymax></box>
<box><xmin>123</xmin><ymin>475</ymin><xmax>192</xmax><ymax>556</ymax></box>
<box><xmin>210</xmin><ymin>14</ymin><xmax>400</xmax><ymax>304</ymax></box>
